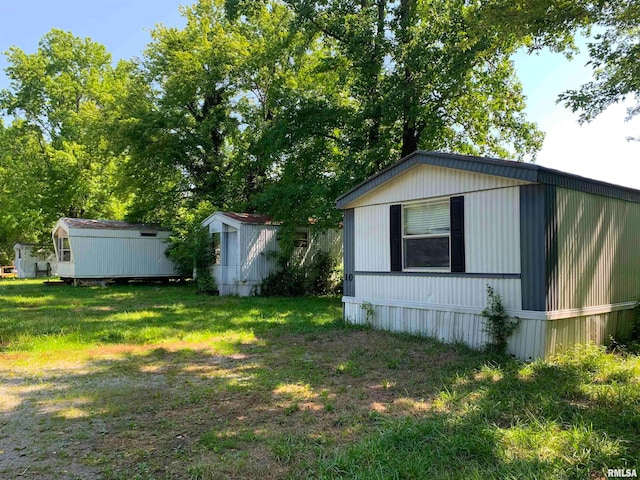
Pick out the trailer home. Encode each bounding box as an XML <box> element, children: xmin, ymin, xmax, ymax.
<box><xmin>52</xmin><ymin>218</ymin><xmax>175</xmax><ymax>282</ymax></box>
<box><xmin>201</xmin><ymin>212</ymin><xmax>342</xmax><ymax>296</ymax></box>
<box><xmin>337</xmin><ymin>151</ymin><xmax>640</xmax><ymax>360</ymax></box>
<box><xmin>14</xmin><ymin>244</ymin><xmax>57</xmax><ymax>278</ymax></box>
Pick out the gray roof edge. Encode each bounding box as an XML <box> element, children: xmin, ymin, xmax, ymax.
<box><xmin>336</xmin><ymin>150</ymin><xmax>640</xmax><ymax>208</ymax></box>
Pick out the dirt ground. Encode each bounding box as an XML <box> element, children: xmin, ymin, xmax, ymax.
<box><xmin>0</xmin><ymin>329</ymin><xmax>466</xmax><ymax>479</ymax></box>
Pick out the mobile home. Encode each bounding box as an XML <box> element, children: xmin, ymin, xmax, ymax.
<box><xmin>337</xmin><ymin>151</ymin><xmax>640</xmax><ymax>360</ymax></box>
<box><xmin>201</xmin><ymin>212</ymin><xmax>342</xmax><ymax>296</ymax></box>
<box><xmin>52</xmin><ymin>218</ymin><xmax>176</xmax><ymax>282</ymax></box>
<box><xmin>13</xmin><ymin>244</ymin><xmax>57</xmax><ymax>278</ymax></box>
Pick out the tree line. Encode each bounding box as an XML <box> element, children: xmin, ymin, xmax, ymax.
<box><xmin>0</xmin><ymin>0</ymin><xmax>636</xmax><ymax>264</ymax></box>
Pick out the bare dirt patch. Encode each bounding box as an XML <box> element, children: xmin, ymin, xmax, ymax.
<box><xmin>0</xmin><ymin>328</ymin><xmax>474</xmax><ymax>479</ymax></box>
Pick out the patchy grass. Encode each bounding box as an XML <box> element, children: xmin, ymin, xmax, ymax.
<box><xmin>0</xmin><ymin>279</ymin><xmax>639</xmax><ymax>479</ymax></box>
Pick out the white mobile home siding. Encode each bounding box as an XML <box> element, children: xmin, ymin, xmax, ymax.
<box><xmin>343</xmin><ymin>163</ymin><xmax>538</xmax><ymax>358</ymax></box>
<box><xmin>353</xmin><ymin>186</ymin><xmax>521</xmax><ymax>275</ymax></box>
<box><xmin>53</xmin><ymin>219</ymin><xmax>175</xmax><ymax>280</ymax></box>
<box><xmin>340</xmin><ymin>151</ymin><xmax>640</xmax><ymax>360</ymax></box>
<box><xmin>205</xmin><ymin>212</ymin><xmax>342</xmax><ymax>296</ymax></box>
<box><xmin>70</xmin><ymin>233</ymin><xmax>174</xmax><ymax>278</ymax></box>
<box><xmin>347</xmin><ymin>163</ymin><xmax>528</xmax><ymax>208</ymax></box>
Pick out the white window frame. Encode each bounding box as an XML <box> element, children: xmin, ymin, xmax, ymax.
<box><xmin>57</xmin><ymin>237</ymin><xmax>71</xmax><ymax>263</ymax></box>
<box><xmin>402</xmin><ymin>198</ymin><xmax>451</xmax><ymax>272</ymax></box>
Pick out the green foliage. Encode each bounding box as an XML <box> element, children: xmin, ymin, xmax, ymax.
<box><xmin>164</xmin><ymin>202</ymin><xmax>218</xmax><ymax>292</ymax></box>
<box><xmin>559</xmin><ymin>0</ymin><xmax>639</xmax><ymax>138</ymax></box>
<box><xmin>0</xmin><ymin>0</ymin><xmax>620</xmax><ymax>261</ymax></box>
<box><xmin>481</xmin><ymin>284</ymin><xmax>520</xmax><ymax>354</ymax></box>
<box><xmin>260</xmin><ymin>240</ymin><xmax>340</xmax><ymax>297</ymax></box>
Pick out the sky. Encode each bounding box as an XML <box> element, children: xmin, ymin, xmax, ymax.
<box><xmin>1</xmin><ymin>0</ymin><xmax>639</xmax><ymax>189</ymax></box>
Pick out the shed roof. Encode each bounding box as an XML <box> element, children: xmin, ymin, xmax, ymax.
<box><xmin>336</xmin><ymin>151</ymin><xmax>640</xmax><ymax>208</ymax></box>
<box><xmin>220</xmin><ymin>212</ymin><xmax>276</xmax><ymax>225</ymax></box>
<box><xmin>59</xmin><ymin>218</ymin><xmax>169</xmax><ymax>231</ymax></box>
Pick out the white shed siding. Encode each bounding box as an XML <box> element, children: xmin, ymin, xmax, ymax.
<box><xmin>346</xmin><ymin>164</ymin><xmax>528</xmax><ymax>208</ymax></box>
<box><xmin>355</xmin><ymin>275</ymin><xmax>522</xmax><ymax>309</ymax></box>
<box><xmin>70</xmin><ymin>233</ymin><xmax>174</xmax><ymax>278</ymax></box>
<box><xmin>240</xmin><ymin>223</ymin><xmax>280</xmax><ymax>283</ymax></box>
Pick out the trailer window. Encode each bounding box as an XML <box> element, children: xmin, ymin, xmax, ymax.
<box><xmin>403</xmin><ymin>200</ymin><xmax>450</xmax><ymax>269</ymax></box>
<box><xmin>57</xmin><ymin>237</ymin><xmax>71</xmax><ymax>262</ymax></box>
<box><xmin>294</xmin><ymin>231</ymin><xmax>309</xmax><ymax>248</ymax></box>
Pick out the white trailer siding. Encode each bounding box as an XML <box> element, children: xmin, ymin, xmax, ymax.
<box><xmin>355</xmin><ymin>275</ymin><xmax>522</xmax><ymax>309</ymax></box>
<box><xmin>239</xmin><ymin>223</ymin><xmax>280</xmax><ymax>285</ymax></box>
<box><xmin>342</xmin><ymin>300</ymin><xmax>547</xmax><ymax>361</ymax></box>
<box><xmin>13</xmin><ymin>244</ymin><xmax>57</xmax><ymax>278</ymax></box>
<box><xmin>346</xmin><ymin>163</ymin><xmax>528</xmax><ymax>209</ymax></box>
<box><xmin>70</xmin><ymin>234</ymin><xmax>173</xmax><ymax>278</ymax></box>
<box><xmin>203</xmin><ymin>212</ymin><xmax>342</xmax><ymax>296</ymax></box>
<box><xmin>52</xmin><ymin>218</ymin><xmax>175</xmax><ymax>280</ymax></box>
<box><xmin>344</xmin><ymin>163</ymin><xmax>529</xmax><ymax>358</ymax></box>
<box><xmin>353</xmin><ymin>186</ymin><xmax>521</xmax><ymax>276</ymax></box>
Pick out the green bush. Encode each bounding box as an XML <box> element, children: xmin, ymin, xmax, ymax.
<box><xmin>481</xmin><ymin>285</ymin><xmax>519</xmax><ymax>354</ymax></box>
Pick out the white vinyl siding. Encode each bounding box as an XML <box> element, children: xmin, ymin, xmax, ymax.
<box><xmin>346</xmin><ymin>164</ymin><xmax>529</xmax><ymax>209</ymax></box>
<box><xmin>353</xmin><ymin>187</ymin><xmax>520</xmax><ymax>275</ymax></box>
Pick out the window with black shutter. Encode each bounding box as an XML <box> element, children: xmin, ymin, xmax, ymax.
<box><xmin>391</xmin><ymin>196</ymin><xmax>465</xmax><ymax>272</ymax></box>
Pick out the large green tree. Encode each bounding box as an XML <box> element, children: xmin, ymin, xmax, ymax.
<box><xmin>0</xmin><ymin>29</ymin><xmax>133</xmax><ymax>251</ymax></box>
<box><xmin>559</xmin><ymin>1</ymin><xmax>639</xmax><ymax>138</ymax></box>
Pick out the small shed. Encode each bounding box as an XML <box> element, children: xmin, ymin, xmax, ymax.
<box><xmin>13</xmin><ymin>244</ymin><xmax>57</xmax><ymax>278</ymax></box>
<box><xmin>52</xmin><ymin>218</ymin><xmax>176</xmax><ymax>282</ymax></box>
<box><xmin>201</xmin><ymin>212</ymin><xmax>342</xmax><ymax>296</ymax></box>
<box><xmin>337</xmin><ymin>151</ymin><xmax>640</xmax><ymax>360</ymax></box>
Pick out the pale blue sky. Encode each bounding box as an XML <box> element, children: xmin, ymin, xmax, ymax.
<box><xmin>1</xmin><ymin>1</ymin><xmax>638</xmax><ymax>188</ymax></box>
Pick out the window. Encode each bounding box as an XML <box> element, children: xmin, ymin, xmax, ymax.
<box><xmin>212</xmin><ymin>232</ymin><xmax>221</xmax><ymax>266</ymax></box>
<box><xmin>140</xmin><ymin>232</ymin><xmax>157</xmax><ymax>237</ymax></box>
<box><xmin>294</xmin><ymin>231</ymin><xmax>309</xmax><ymax>248</ymax></box>
<box><xmin>403</xmin><ymin>200</ymin><xmax>450</xmax><ymax>269</ymax></box>
<box><xmin>57</xmin><ymin>237</ymin><xmax>71</xmax><ymax>262</ymax></box>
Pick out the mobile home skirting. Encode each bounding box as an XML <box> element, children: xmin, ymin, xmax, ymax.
<box><xmin>343</xmin><ymin>296</ymin><xmax>636</xmax><ymax>361</ymax></box>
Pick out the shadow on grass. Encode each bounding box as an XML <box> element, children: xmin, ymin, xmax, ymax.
<box><xmin>0</xmin><ymin>282</ymin><xmax>638</xmax><ymax>479</ymax></box>
<box><xmin>310</xmin><ymin>348</ymin><xmax>640</xmax><ymax>480</ymax></box>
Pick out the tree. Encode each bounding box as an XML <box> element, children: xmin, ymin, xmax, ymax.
<box><xmin>558</xmin><ymin>1</ymin><xmax>639</xmax><ymax>138</ymax></box>
<box><xmin>0</xmin><ymin>30</ymin><xmax>132</xmax><ymax>250</ymax></box>
<box><xmin>114</xmin><ymin>0</ymin><xmax>248</xmax><ymax>227</ymax></box>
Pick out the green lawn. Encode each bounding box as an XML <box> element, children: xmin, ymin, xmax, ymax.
<box><xmin>0</xmin><ymin>279</ymin><xmax>638</xmax><ymax>479</ymax></box>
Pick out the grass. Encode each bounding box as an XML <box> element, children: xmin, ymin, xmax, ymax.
<box><xmin>0</xmin><ymin>279</ymin><xmax>639</xmax><ymax>479</ymax></box>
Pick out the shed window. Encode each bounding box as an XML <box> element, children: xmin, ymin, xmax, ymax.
<box><xmin>294</xmin><ymin>231</ymin><xmax>309</xmax><ymax>248</ymax></box>
<box><xmin>57</xmin><ymin>238</ymin><xmax>71</xmax><ymax>262</ymax></box>
<box><xmin>140</xmin><ymin>232</ymin><xmax>157</xmax><ymax>237</ymax></box>
<box><xmin>403</xmin><ymin>200</ymin><xmax>450</xmax><ymax>269</ymax></box>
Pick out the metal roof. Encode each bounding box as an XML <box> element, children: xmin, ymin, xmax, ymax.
<box><xmin>220</xmin><ymin>212</ymin><xmax>277</xmax><ymax>225</ymax></box>
<box><xmin>60</xmin><ymin>218</ymin><xmax>169</xmax><ymax>231</ymax></box>
<box><xmin>336</xmin><ymin>151</ymin><xmax>640</xmax><ymax>208</ymax></box>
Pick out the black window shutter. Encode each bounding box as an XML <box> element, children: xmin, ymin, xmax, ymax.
<box><xmin>450</xmin><ymin>196</ymin><xmax>465</xmax><ymax>272</ymax></box>
<box><xmin>390</xmin><ymin>204</ymin><xmax>402</xmax><ymax>272</ymax></box>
